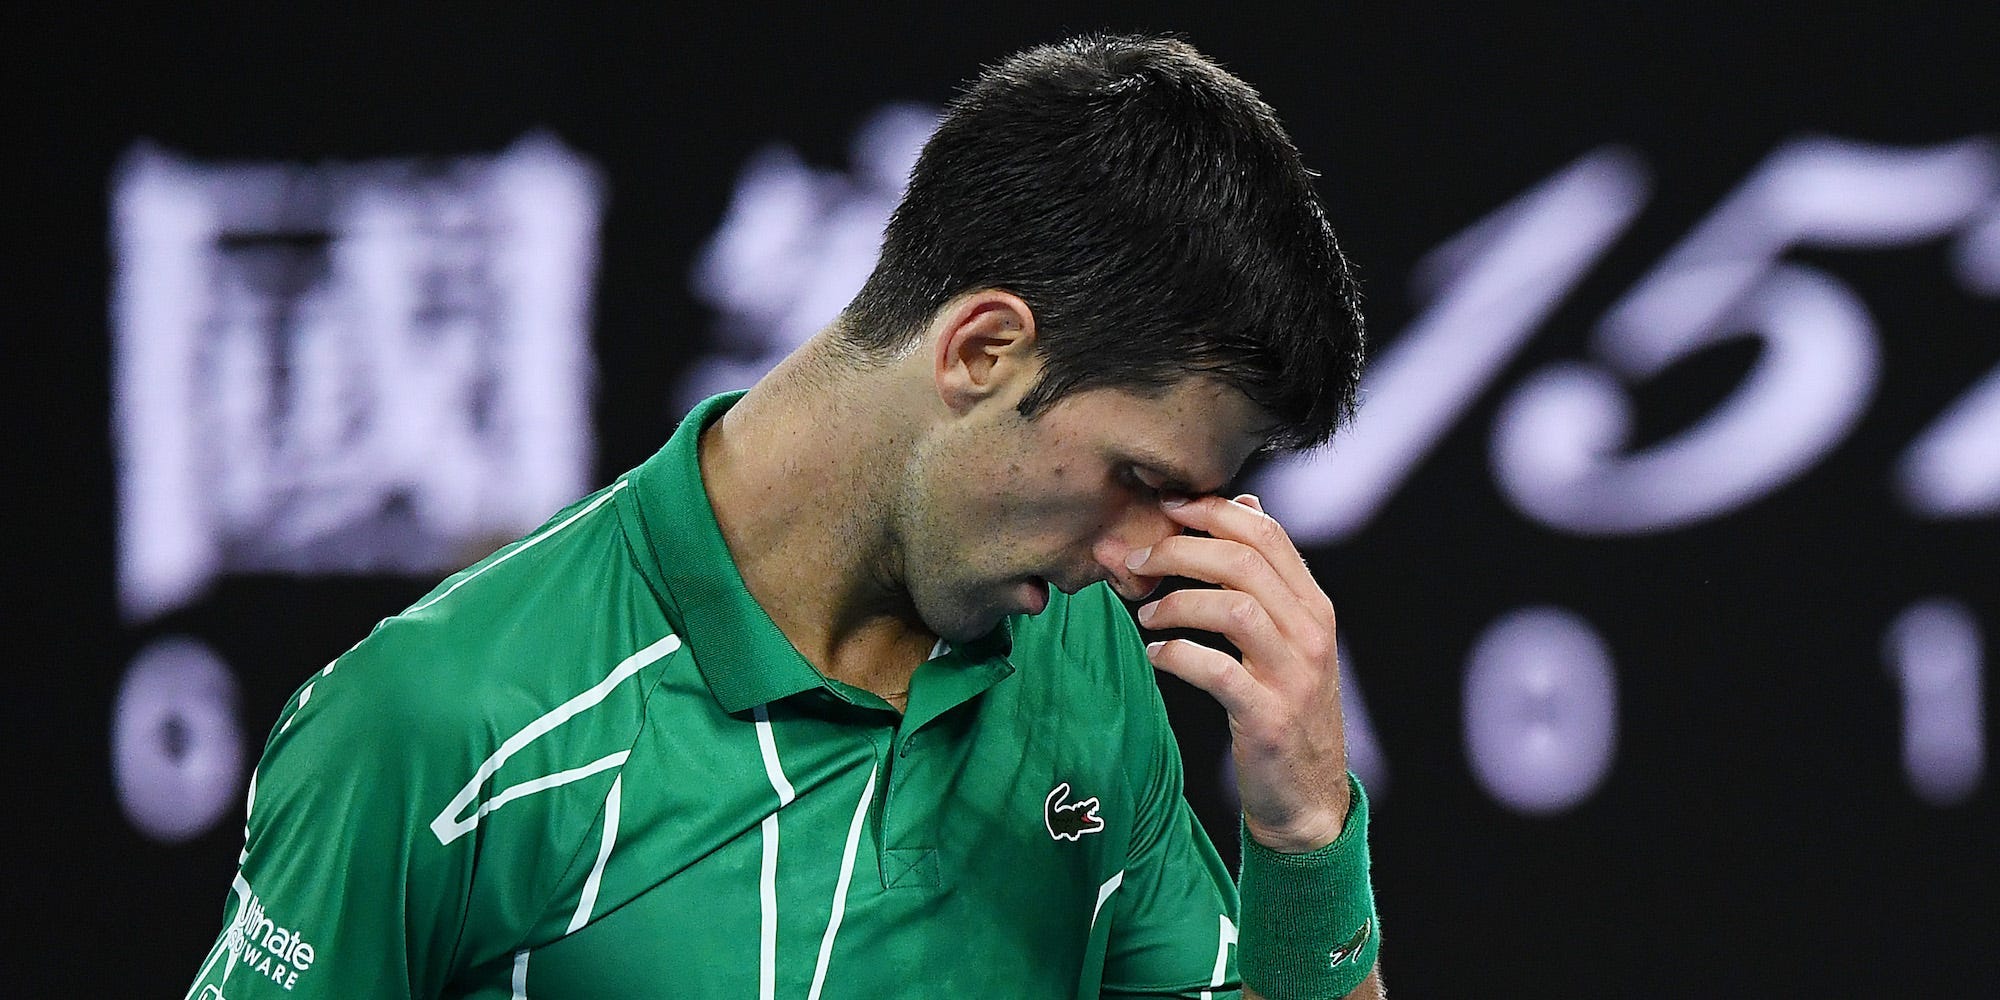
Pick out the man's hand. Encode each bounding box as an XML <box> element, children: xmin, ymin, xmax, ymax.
<box><xmin>1127</xmin><ymin>493</ymin><xmax>1350</xmax><ymax>854</ymax></box>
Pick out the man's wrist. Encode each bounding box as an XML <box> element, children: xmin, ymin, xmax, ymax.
<box><xmin>1243</xmin><ymin>774</ymin><xmax>1353</xmax><ymax>854</ymax></box>
<box><xmin>1238</xmin><ymin>772</ymin><xmax>1379</xmax><ymax>999</ymax></box>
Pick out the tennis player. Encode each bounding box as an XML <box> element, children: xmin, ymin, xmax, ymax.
<box><xmin>188</xmin><ymin>33</ymin><xmax>1381</xmax><ymax>999</ymax></box>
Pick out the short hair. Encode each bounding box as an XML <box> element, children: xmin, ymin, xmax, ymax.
<box><xmin>838</xmin><ymin>33</ymin><xmax>1365</xmax><ymax>450</ymax></box>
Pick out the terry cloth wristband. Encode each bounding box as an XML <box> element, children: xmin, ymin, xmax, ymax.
<box><xmin>1238</xmin><ymin>772</ymin><xmax>1379</xmax><ymax>999</ymax></box>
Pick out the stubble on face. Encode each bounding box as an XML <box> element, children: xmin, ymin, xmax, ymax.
<box><xmin>889</xmin><ymin>410</ymin><xmax>1042</xmax><ymax>643</ymax></box>
<box><xmin>892</xmin><ymin>378</ymin><xmax>1271</xmax><ymax>643</ymax></box>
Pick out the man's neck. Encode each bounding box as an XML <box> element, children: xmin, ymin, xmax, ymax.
<box><xmin>697</xmin><ymin>338</ymin><xmax>937</xmax><ymax>708</ymax></box>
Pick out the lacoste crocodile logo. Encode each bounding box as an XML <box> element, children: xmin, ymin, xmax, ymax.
<box><xmin>1044</xmin><ymin>782</ymin><xmax>1105</xmax><ymax>841</ymax></box>
<box><xmin>1328</xmin><ymin>918</ymin><xmax>1373</xmax><ymax>967</ymax></box>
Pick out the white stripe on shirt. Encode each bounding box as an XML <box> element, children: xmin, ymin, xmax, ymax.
<box><xmin>753</xmin><ymin>705</ymin><xmax>795</xmax><ymax>1000</ymax></box>
<box><xmin>808</xmin><ymin>764</ymin><xmax>878</xmax><ymax>1000</ymax></box>
<box><xmin>567</xmin><ymin>774</ymin><xmax>623</xmax><ymax>933</ymax></box>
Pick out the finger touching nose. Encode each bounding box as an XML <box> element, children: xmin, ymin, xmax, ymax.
<box><xmin>1094</xmin><ymin>508</ymin><xmax>1183</xmax><ymax>601</ymax></box>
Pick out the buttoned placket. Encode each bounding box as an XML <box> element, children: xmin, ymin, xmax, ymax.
<box><xmin>813</xmin><ymin>645</ymin><xmax>1015</xmax><ymax>892</ymax></box>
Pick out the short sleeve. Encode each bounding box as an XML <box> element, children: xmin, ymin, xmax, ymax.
<box><xmin>184</xmin><ymin>641</ymin><xmax>484</xmax><ymax>998</ymax></box>
<box><xmin>183</xmin><ymin>622</ymin><xmax>627</xmax><ymax>999</ymax></box>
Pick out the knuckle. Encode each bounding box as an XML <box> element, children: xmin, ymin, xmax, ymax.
<box><xmin>1225</xmin><ymin>595</ymin><xmax>1261</xmax><ymax>631</ymax></box>
<box><xmin>1230</xmin><ymin>546</ymin><xmax>1264</xmax><ymax>579</ymax></box>
<box><xmin>1298</xmin><ymin>630</ymin><xmax>1334</xmax><ymax>665</ymax></box>
<box><xmin>1251</xmin><ymin>514</ymin><xmax>1286</xmax><ymax>549</ymax></box>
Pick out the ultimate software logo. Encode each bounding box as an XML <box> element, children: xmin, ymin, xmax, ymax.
<box><xmin>209</xmin><ymin>886</ymin><xmax>319</xmax><ymax>992</ymax></box>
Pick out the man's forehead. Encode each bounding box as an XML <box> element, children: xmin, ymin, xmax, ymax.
<box><xmin>1128</xmin><ymin>378</ymin><xmax>1264</xmax><ymax>458</ymax></box>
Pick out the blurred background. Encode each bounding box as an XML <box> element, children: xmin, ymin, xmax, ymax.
<box><xmin>9</xmin><ymin>4</ymin><xmax>1997</xmax><ymax>995</ymax></box>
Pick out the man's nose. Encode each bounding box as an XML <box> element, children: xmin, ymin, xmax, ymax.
<box><xmin>1092</xmin><ymin>502</ymin><xmax>1183</xmax><ymax>602</ymax></box>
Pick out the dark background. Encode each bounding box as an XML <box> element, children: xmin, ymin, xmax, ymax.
<box><xmin>10</xmin><ymin>4</ymin><xmax>1998</xmax><ymax>995</ymax></box>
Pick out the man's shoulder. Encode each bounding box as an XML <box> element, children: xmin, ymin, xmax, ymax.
<box><xmin>281</xmin><ymin>484</ymin><xmax>679</xmax><ymax>752</ymax></box>
<box><xmin>401</xmin><ymin>481</ymin><xmax>643</xmax><ymax>628</ymax></box>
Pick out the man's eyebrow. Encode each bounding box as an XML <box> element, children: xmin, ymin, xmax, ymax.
<box><xmin>1125</xmin><ymin>450</ymin><xmax>1223</xmax><ymax>496</ymax></box>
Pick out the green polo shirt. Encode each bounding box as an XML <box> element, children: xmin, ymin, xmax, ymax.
<box><xmin>186</xmin><ymin>391</ymin><xmax>1243</xmax><ymax>999</ymax></box>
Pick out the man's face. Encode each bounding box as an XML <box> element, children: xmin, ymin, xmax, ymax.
<box><xmin>897</xmin><ymin>376</ymin><xmax>1271</xmax><ymax>643</ymax></box>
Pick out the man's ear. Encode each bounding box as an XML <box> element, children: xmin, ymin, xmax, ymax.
<box><xmin>931</xmin><ymin>289</ymin><xmax>1039</xmax><ymax>414</ymax></box>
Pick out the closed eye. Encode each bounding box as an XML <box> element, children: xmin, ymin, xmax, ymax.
<box><xmin>1126</xmin><ymin>465</ymin><xmax>1193</xmax><ymax>504</ymax></box>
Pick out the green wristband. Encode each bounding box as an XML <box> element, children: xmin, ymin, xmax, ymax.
<box><xmin>1238</xmin><ymin>772</ymin><xmax>1379</xmax><ymax>999</ymax></box>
